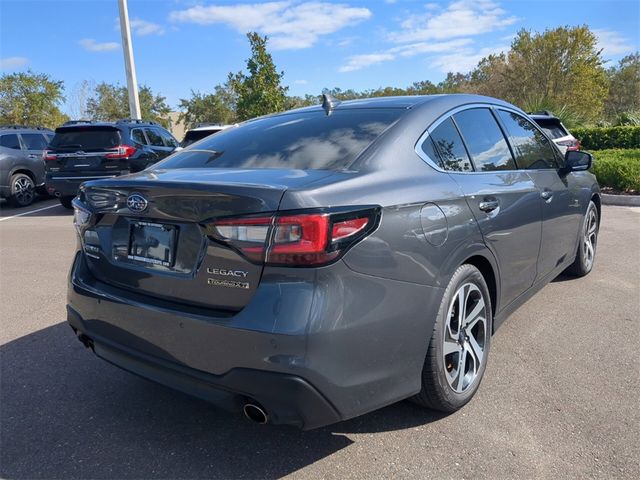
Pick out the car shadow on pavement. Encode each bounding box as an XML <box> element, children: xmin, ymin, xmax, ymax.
<box><xmin>0</xmin><ymin>323</ymin><xmax>445</xmax><ymax>479</ymax></box>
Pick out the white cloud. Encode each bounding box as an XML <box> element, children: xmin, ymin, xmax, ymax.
<box><xmin>115</xmin><ymin>18</ymin><xmax>165</xmax><ymax>36</ymax></box>
<box><xmin>79</xmin><ymin>38</ymin><xmax>119</xmax><ymax>52</ymax></box>
<box><xmin>293</xmin><ymin>79</ymin><xmax>309</xmax><ymax>85</ymax></box>
<box><xmin>338</xmin><ymin>38</ymin><xmax>474</xmax><ymax>72</ymax></box>
<box><xmin>0</xmin><ymin>56</ymin><xmax>29</xmax><ymax>69</ymax></box>
<box><xmin>168</xmin><ymin>1</ymin><xmax>371</xmax><ymax>50</ymax></box>
<box><xmin>389</xmin><ymin>0</ymin><xmax>517</xmax><ymax>43</ymax></box>
<box><xmin>430</xmin><ymin>44</ymin><xmax>509</xmax><ymax>73</ymax></box>
<box><xmin>594</xmin><ymin>29</ymin><xmax>634</xmax><ymax>57</ymax></box>
<box><xmin>339</xmin><ymin>53</ymin><xmax>395</xmax><ymax>72</ymax></box>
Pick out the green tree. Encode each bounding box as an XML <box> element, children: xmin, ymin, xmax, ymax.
<box><xmin>0</xmin><ymin>70</ymin><xmax>69</xmax><ymax>128</ymax></box>
<box><xmin>230</xmin><ymin>32</ymin><xmax>288</xmax><ymax>121</ymax></box>
<box><xmin>86</xmin><ymin>82</ymin><xmax>171</xmax><ymax>127</ymax></box>
<box><xmin>604</xmin><ymin>52</ymin><xmax>640</xmax><ymax>122</ymax></box>
<box><xmin>472</xmin><ymin>26</ymin><xmax>609</xmax><ymax>123</ymax></box>
<box><xmin>178</xmin><ymin>83</ymin><xmax>237</xmax><ymax>129</ymax></box>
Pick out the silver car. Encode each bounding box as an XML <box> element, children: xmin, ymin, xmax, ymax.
<box><xmin>0</xmin><ymin>125</ymin><xmax>53</xmax><ymax>207</ymax></box>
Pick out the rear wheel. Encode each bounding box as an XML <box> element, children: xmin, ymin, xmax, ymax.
<box><xmin>413</xmin><ymin>264</ymin><xmax>492</xmax><ymax>412</ymax></box>
<box><xmin>9</xmin><ymin>173</ymin><xmax>35</xmax><ymax>207</ymax></box>
<box><xmin>59</xmin><ymin>196</ymin><xmax>74</xmax><ymax>209</ymax></box>
<box><xmin>565</xmin><ymin>200</ymin><xmax>599</xmax><ymax>277</ymax></box>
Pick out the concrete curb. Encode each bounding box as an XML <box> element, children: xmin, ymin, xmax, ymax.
<box><xmin>601</xmin><ymin>193</ymin><xmax>640</xmax><ymax>207</ymax></box>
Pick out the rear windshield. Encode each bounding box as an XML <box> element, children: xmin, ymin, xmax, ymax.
<box><xmin>50</xmin><ymin>127</ymin><xmax>121</xmax><ymax>151</ymax></box>
<box><xmin>182</xmin><ymin>129</ymin><xmax>222</xmax><ymax>147</ymax></box>
<box><xmin>160</xmin><ymin>109</ymin><xmax>403</xmax><ymax>170</ymax></box>
<box><xmin>532</xmin><ymin>118</ymin><xmax>568</xmax><ymax>139</ymax></box>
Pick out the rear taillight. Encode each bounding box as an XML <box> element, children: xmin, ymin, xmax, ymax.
<box><xmin>43</xmin><ymin>150</ymin><xmax>57</xmax><ymax>161</ymax></box>
<box><xmin>105</xmin><ymin>144</ymin><xmax>137</xmax><ymax>159</ymax></box>
<box><xmin>207</xmin><ymin>207</ymin><xmax>380</xmax><ymax>266</ymax></box>
<box><xmin>557</xmin><ymin>139</ymin><xmax>581</xmax><ymax>151</ymax></box>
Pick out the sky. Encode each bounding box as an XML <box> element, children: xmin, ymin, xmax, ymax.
<box><xmin>1</xmin><ymin>0</ymin><xmax>638</xmax><ymax>114</ymax></box>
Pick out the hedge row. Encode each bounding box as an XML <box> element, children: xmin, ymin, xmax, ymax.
<box><xmin>572</xmin><ymin>126</ymin><xmax>640</xmax><ymax>150</ymax></box>
<box><xmin>591</xmin><ymin>149</ymin><xmax>640</xmax><ymax>193</ymax></box>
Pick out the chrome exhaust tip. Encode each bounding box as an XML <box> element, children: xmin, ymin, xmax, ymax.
<box><xmin>243</xmin><ymin>403</ymin><xmax>268</xmax><ymax>424</ymax></box>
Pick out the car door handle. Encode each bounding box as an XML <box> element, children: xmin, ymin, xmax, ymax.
<box><xmin>28</xmin><ymin>154</ymin><xmax>39</xmax><ymax>159</ymax></box>
<box><xmin>541</xmin><ymin>189</ymin><xmax>553</xmax><ymax>201</ymax></box>
<box><xmin>478</xmin><ymin>199</ymin><xmax>499</xmax><ymax>212</ymax></box>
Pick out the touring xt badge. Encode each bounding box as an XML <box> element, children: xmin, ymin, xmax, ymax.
<box><xmin>207</xmin><ymin>267</ymin><xmax>250</xmax><ymax>289</ymax></box>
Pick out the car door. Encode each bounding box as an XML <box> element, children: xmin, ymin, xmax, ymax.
<box><xmin>429</xmin><ymin>108</ymin><xmax>542</xmax><ymax>309</ymax></box>
<box><xmin>144</xmin><ymin>127</ymin><xmax>173</xmax><ymax>164</ymax></box>
<box><xmin>495</xmin><ymin>110</ymin><xmax>582</xmax><ymax>281</ymax></box>
<box><xmin>19</xmin><ymin>132</ymin><xmax>49</xmax><ymax>185</ymax></box>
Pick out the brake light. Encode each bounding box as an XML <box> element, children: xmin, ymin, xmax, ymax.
<box><xmin>557</xmin><ymin>139</ymin><xmax>581</xmax><ymax>151</ymax></box>
<box><xmin>43</xmin><ymin>150</ymin><xmax>57</xmax><ymax>161</ymax></box>
<box><xmin>208</xmin><ymin>208</ymin><xmax>379</xmax><ymax>266</ymax></box>
<box><xmin>105</xmin><ymin>144</ymin><xmax>137</xmax><ymax>159</ymax></box>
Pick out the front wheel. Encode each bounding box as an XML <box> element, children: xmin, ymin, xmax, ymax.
<box><xmin>565</xmin><ymin>200</ymin><xmax>599</xmax><ymax>277</ymax></box>
<box><xmin>412</xmin><ymin>264</ymin><xmax>492</xmax><ymax>412</ymax></box>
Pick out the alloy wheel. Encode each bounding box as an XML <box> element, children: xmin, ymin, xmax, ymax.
<box><xmin>443</xmin><ymin>283</ymin><xmax>488</xmax><ymax>393</ymax></box>
<box><xmin>13</xmin><ymin>176</ymin><xmax>34</xmax><ymax>206</ymax></box>
<box><xmin>583</xmin><ymin>208</ymin><xmax>598</xmax><ymax>270</ymax></box>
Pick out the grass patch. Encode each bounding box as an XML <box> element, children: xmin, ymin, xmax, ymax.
<box><xmin>590</xmin><ymin>149</ymin><xmax>640</xmax><ymax>193</ymax></box>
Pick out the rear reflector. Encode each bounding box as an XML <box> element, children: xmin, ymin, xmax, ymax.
<box><xmin>207</xmin><ymin>207</ymin><xmax>379</xmax><ymax>267</ymax></box>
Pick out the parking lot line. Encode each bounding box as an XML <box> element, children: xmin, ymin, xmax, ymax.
<box><xmin>0</xmin><ymin>203</ymin><xmax>63</xmax><ymax>222</ymax></box>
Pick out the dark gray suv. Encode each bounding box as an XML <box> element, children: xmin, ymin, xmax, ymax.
<box><xmin>0</xmin><ymin>125</ymin><xmax>53</xmax><ymax>207</ymax></box>
<box><xmin>67</xmin><ymin>95</ymin><xmax>600</xmax><ymax>429</ymax></box>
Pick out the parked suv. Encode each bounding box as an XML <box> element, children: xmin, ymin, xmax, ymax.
<box><xmin>181</xmin><ymin>124</ymin><xmax>235</xmax><ymax>147</ymax></box>
<box><xmin>0</xmin><ymin>125</ymin><xmax>53</xmax><ymax>207</ymax></box>
<box><xmin>45</xmin><ymin>119</ymin><xmax>179</xmax><ymax>208</ymax></box>
<box><xmin>529</xmin><ymin>111</ymin><xmax>580</xmax><ymax>153</ymax></box>
<box><xmin>68</xmin><ymin>95</ymin><xmax>599</xmax><ymax>429</ymax></box>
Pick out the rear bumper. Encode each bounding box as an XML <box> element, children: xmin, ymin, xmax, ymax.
<box><xmin>67</xmin><ymin>251</ymin><xmax>443</xmax><ymax>429</ymax></box>
<box><xmin>45</xmin><ymin>172</ymin><xmax>124</xmax><ymax>197</ymax></box>
<box><xmin>67</xmin><ymin>307</ymin><xmax>340</xmax><ymax>429</ymax></box>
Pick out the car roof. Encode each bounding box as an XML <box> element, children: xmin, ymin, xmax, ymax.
<box><xmin>55</xmin><ymin>120</ymin><xmax>162</xmax><ymax>131</ymax></box>
<box><xmin>0</xmin><ymin>125</ymin><xmax>54</xmax><ymax>134</ymax></box>
<box><xmin>188</xmin><ymin>124</ymin><xmax>235</xmax><ymax>132</ymax></box>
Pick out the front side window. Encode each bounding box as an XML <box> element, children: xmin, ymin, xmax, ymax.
<box><xmin>429</xmin><ymin>118</ymin><xmax>473</xmax><ymax>172</ymax></box>
<box><xmin>157</xmin><ymin>128</ymin><xmax>178</xmax><ymax>148</ymax></box>
<box><xmin>21</xmin><ymin>133</ymin><xmax>48</xmax><ymax>150</ymax></box>
<box><xmin>131</xmin><ymin>128</ymin><xmax>147</xmax><ymax>145</ymax></box>
<box><xmin>497</xmin><ymin>111</ymin><xmax>558</xmax><ymax>169</ymax></box>
<box><xmin>0</xmin><ymin>134</ymin><xmax>21</xmax><ymax>150</ymax></box>
<box><xmin>145</xmin><ymin>128</ymin><xmax>164</xmax><ymax>147</ymax></box>
<box><xmin>453</xmin><ymin>108</ymin><xmax>516</xmax><ymax>172</ymax></box>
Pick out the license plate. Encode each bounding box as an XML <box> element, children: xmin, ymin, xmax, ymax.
<box><xmin>128</xmin><ymin>221</ymin><xmax>178</xmax><ymax>267</ymax></box>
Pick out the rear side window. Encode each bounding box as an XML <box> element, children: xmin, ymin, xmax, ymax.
<box><xmin>50</xmin><ymin>128</ymin><xmax>121</xmax><ymax>151</ymax></box>
<box><xmin>158</xmin><ymin>109</ymin><xmax>402</xmax><ymax>170</ymax></box>
<box><xmin>453</xmin><ymin>108</ymin><xmax>516</xmax><ymax>172</ymax></box>
<box><xmin>131</xmin><ymin>128</ymin><xmax>147</xmax><ymax>145</ymax></box>
<box><xmin>21</xmin><ymin>133</ymin><xmax>48</xmax><ymax>150</ymax></box>
<box><xmin>419</xmin><ymin>136</ymin><xmax>443</xmax><ymax>168</ymax></box>
<box><xmin>497</xmin><ymin>111</ymin><xmax>558</xmax><ymax>169</ymax></box>
<box><xmin>145</xmin><ymin>128</ymin><xmax>164</xmax><ymax>147</ymax></box>
<box><xmin>0</xmin><ymin>134</ymin><xmax>21</xmax><ymax>150</ymax></box>
<box><xmin>533</xmin><ymin>118</ymin><xmax>568</xmax><ymax>139</ymax></box>
<box><xmin>429</xmin><ymin>118</ymin><xmax>473</xmax><ymax>172</ymax></box>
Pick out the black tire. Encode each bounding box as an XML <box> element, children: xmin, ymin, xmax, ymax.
<box><xmin>9</xmin><ymin>173</ymin><xmax>36</xmax><ymax>207</ymax></box>
<box><xmin>565</xmin><ymin>200</ymin><xmax>599</xmax><ymax>277</ymax></box>
<box><xmin>412</xmin><ymin>264</ymin><xmax>492</xmax><ymax>412</ymax></box>
<box><xmin>59</xmin><ymin>196</ymin><xmax>74</xmax><ymax>209</ymax></box>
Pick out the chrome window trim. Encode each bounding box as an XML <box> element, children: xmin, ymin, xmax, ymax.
<box><xmin>414</xmin><ymin>103</ymin><xmax>563</xmax><ymax>174</ymax></box>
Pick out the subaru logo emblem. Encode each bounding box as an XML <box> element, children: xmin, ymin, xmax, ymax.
<box><xmin>127</xmin><ymin>193</ymin><xmax>148</xmax><ymax>213</ymax></box>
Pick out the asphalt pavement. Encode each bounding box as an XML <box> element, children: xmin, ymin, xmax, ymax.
<box><xmin>1</xmin><ymin>199</ymin><xmax>639</xmax><ymax>479</ymax></box>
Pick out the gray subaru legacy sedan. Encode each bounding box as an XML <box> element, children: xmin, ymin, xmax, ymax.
<box><xmin>67</xmin><ymin>94</ymin><xmax>600</xmax><ymax>429</ymax></box>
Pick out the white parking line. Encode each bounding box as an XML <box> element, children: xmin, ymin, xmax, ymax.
<box><xmin>0</xmin><ymin>203</ymin><xmax>63</xmax><ymax>222</ymax></box>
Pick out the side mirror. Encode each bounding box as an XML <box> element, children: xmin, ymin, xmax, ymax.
<box><xmin>564</xmin><ymin>150</ymin><xmax>592</xmax><ymax>172</ymax></box>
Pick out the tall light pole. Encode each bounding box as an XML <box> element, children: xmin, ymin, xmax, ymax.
<box><xmin>118</xmin><ymin>0</ymin><xmax>141</xmax><ymax>119</ymax></box>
